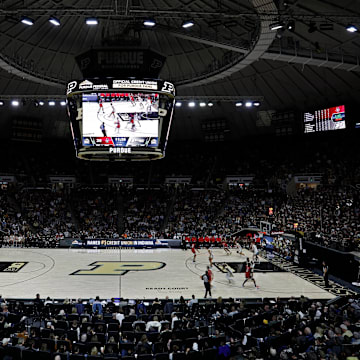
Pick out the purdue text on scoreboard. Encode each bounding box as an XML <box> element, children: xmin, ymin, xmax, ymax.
<box><xmin>109</xmin><ymin>147</ymin><xmax>131</xmax><ymax>154</ymax></box>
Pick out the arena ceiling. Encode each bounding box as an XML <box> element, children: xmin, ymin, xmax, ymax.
<box><xmin>0</xmin><ymin>0</ymin><xmax>360</xmax><ymax>139</ymax></box>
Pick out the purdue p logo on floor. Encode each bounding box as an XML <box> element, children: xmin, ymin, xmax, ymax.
<box><xmin>70</xmin><ymin>261</ymin><xmax>166</xmax><ymax>276</ymax></box>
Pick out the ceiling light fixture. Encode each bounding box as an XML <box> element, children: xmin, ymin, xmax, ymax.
<box><xmin>86</xmin><ymin>17</ymin><xmax>98</xmax><ymax>25</ymax></box>
<box><xmin>49</xmin><ymin>16</ymin><xmax>60</xmax><ymax>26</ymax></box>
<box><xmin>199</xmin><ymin>102</ymin><xmax>206</xmax><ymax>107</ymax></box>
<box><xmin>235</xmin><ymin>102</ymin><xmax>243</xmax><ymax>107</ymax></box>
<box><xmin>60</xmin><ymin>100</ymin><xmax>67</xmax><ymax>106</ymax></box>
<box><xmin>245</xmin><ymin>101</ymin><xmax>253</xmax><ymax>107</ymax></box>
<box><xmin>270</xmin><ymin>21</ymin><xmax>284</xmax><ymax>31</ymax></box>
<box><xmin>175</xmin><ymin>102</ymin><xmax>182</xmax><ymax>107</ymax></box>
<box><xmin>21</xmin><ymin>16</ymin><xmax>34</xmax><ymax>26</ymax></box>
<box><xmin>188</xmin><ymin>102</ymin><xmax>196</xmax><ymax>107</ymax></box>
<box><xmin>11</xmin><ymin>100</ymin><xmax>20</xmax><ymax>107</ymax></box>
<box><xmin>48</xmin><ymin>101</ymin><xmax>56</xmax><ymax>106</ymax></box>
<box><xmin>346</xmin><ymin>24</ymin><xmax>358</xmax><ymax>33</ymax></box>
<box><xmin>207</xmin><ymin>102</ymin><xmax>214</xmax><ymax>107</ymax></box>
<box><xmin>182</xmin><ymin>20</ymin><xmax>194</xmax><ymax>29</ymax></box>
<box><xmin>143</xmin><ymin>19</ymin><xmax>156</xmax><ymax>27</ymax></box>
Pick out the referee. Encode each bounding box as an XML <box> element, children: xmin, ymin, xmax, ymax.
<box><xmin>201</xmin><ymin>271</ymin><xmax>212</xmax><ymax>298</ymax></box>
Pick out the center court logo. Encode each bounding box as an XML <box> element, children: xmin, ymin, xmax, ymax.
<box><xmin>70</xmin><ymin>261</ymin><xmax>166</xmax><ymax>276</ymax></box>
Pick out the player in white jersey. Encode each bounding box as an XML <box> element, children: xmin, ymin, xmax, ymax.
<box><xmin>134</xmin><ymin>113</ymin><xmax>141</xmax><ymax>127</ymax></box>
<box><xmin>208</xmin><ymin>247</ymin><xmax>214</xmax><ymax>268</ymax></box>
<box><xmin>236</xmin><ymin>242</ymin><xmax>245</xmax><ymax>256</ymax></box>
<box><xmin>137</xmin><ymin>95</ymin><xmax>144</xmax><ymax>108</ymax></box>
<box><xmin>145</xmin><ymin>97</ymin><xmax>152</xmax><ymax>115</ymax></box>
<box><xmin>110</xmin><ymin>102</ymin><xmax>116</xmax><ymax>118</ymax></box>
<box><xmin>252</xmin><ymin>242</ymin><xmax>259</xmax><ymax>262</ymax></box>
<box><xmin>225</xmin><ymin>264</ymin><xmax>234</xmax><ymax>284</ymax></box>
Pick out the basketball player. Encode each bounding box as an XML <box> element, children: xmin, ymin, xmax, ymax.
<box><xmin>137</xmin><ymin>94</ymin><xmax>144</xmax><ymax>108</ymax></box>
<box><xmin>252</xmin><ymin>242</ymin><xmax>259</xmax><ymax>262</ymax></box>
<box><xmin>135</xmin><ymin>113</ymin><xmax>141</xmax><ymax>127</ymax></box>
<box><xmin>236</xmin><ymin>241</ymin><xmax>245</xmax><ymax>256</ymax></box>
<box><xmin>114</xmin><ymin>118</ymin><xmax>121</xmax><ymax>134</ymax></box>
<box><xmin>110</xmin><ymin>102</ymin><xmax>116</xmax><ymax>118</ymax></box>
<box><xmin>191</xmin><ymin>243</ymin><xmax>197</xmax><ymax>262</ymax></box>
<box><xmin>146</xmin><ymin>96</ymin><xmax>152</xmax><ymax>115</ymax></box>
<box><xmin>97</xmin><ymin>98</ymin><xmax>105</xmax><ymax>114</ymax></box>
<box><xmin>242</xmin><ymin>258</ymin><xmax>258</xmax><ymax>288</ymax></box>
<box><xmin>223</xmin><ymin>240</ymin><xmax>231</xmax><ymax>256</ymax></box>
<box><xmin>130</xmin><ymin>94</ymin><xmax>136</xmax><ymax>107</ymax></box>
<box><xmin>208</xmin><ymin>247</ymin><xmax>214</xmax><ymax>268</ymax></box>
<box><xmin>206</xmin><ymin>266</ymin><xmax>213</xmax><ymax>286</ymax></box>
<box><xmin>126</xmin><ymin>114</ymin><xmax>136</xmax><ymax>131</ymax></box>
<box><xmin>224</xmin><ymin>264</ymin><xmax>234</xmax><ymax>284</ymax></box>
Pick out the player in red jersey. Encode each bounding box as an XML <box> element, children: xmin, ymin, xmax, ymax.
<box><xmin>130</xmin><ymin>94</ymin><xmax>136</xmax><ymax>106</ymax></box>
<box><xmin>206</xmin><ymin>265</ymin><xmax>213</xmax><ymax>286</ymax></box>
<box><xmin>97</xmin><ymin>98</ymin><xmax>105</xmax><ymax>114</ymax></box>
<box><xmin>114</xmin><ymin>118</ymin><xmax>121</xmax><ymax>133</ymax></box>
<box><xmin>242</xmin><ymin>258</ymin><xmax>258</xmax><ymax>288</ymax></box>
<box><xmin>126</xmin><ymin>114</ymin><xmax>137</xmax><ymax>131</ymax></box>
<box><xmin>223</xmin><ymin>240</ymin><xmax>231</xmax><ymax>256</ymax></box>
<box><xmin>191</xmin><ymin>243</ymin><xmax>197</xmax><ymax>262</ymax></box>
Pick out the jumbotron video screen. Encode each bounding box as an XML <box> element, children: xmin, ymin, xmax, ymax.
<box><xmin>82</xmin><ymin>92</ymin><xmax>159</xmax><ymax>148</ymax></box>
<box><xmin>304</xmin><ymin>105</ymin><xmax>346</xmax><ymax>133</ymax></box>
<box><xmin>66</xmin><ymin>78</ymin><xmax>176</xmax><ymax>161</ymax></box>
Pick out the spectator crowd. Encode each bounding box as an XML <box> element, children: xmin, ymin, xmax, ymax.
<box><xmin>0</xmin><ymin>182</ymin><xmax>359</xmax><ymax>252</ymax></box>
<box><xmin>0</xmin><ymin>293</ymin><xmax>359</xmax><ymax>359</ymax></box>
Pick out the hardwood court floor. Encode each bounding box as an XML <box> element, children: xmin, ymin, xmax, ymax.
<box><xmin>0</xmin><ymin>247</ymin><xmax>335</xmax><ymax>300</ymax></box>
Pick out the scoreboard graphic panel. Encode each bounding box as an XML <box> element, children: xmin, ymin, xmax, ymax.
<box><xmin>304</xmin><ymin>105</ymin><xmax>346</xmax><ymax>133</ymax></box>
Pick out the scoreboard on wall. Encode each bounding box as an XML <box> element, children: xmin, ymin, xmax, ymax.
<box><xmin>66</xmin><ymin>78</ymin><xmax>175</xmax><ymax>161</ymax></box>
<box><xmin>304</xmin><ymin>105</ymin><xmax>346</xmax><ymax>133</ymax></box>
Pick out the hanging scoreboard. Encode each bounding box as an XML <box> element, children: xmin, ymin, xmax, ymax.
<box><xmin>66</xmin><ymin>78</ymin><xmax>175</xmax><ymax>161</ymax></box>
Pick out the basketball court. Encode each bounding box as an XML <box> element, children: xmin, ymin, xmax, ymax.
<box><xmin>0</xmin><ymin>247</ymin><xmax>351</xmax><ymax>300</ymax></box>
